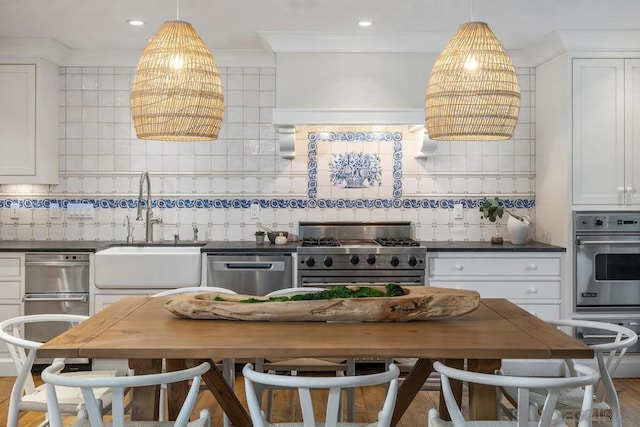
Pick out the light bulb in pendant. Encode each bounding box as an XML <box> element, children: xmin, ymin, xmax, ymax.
<box><xmin>464</xmin><ymin>56</ymin><xmax>479</xmax><ymax>71</ymax></box>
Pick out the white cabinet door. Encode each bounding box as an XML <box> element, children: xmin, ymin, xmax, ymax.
<box><xmin>572</xmin><ymin>59</ymin><xmax>625</xmax><ymax>205</ymax></box>
<box><xmin>625</xmin><ymin>59</ymin><xmax>640</xmax><ymax>204</ymax></box>
<box><xmin>0</xmin><ymin>64</ymin><xmax>36</xmax><ymax>176</ymax></box>
<box><xmin>0</xmin><ymin>59</ymin><xmax>58</xmax><ymax>184</ymax></box>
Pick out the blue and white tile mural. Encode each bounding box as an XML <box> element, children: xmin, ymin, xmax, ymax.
<box><xmin>0</xmin><ymin>66</ymin><xmax>537</xmax><ymax>242</ymax></box>
<box><xmin>308</xmin><ymin>131</ymin><xmax>402</xmax><ymax>201</ymax></box>
<box><xmin>329</xmin><ymin>153</ymin><xmax>382</xmax><ymax>188</ymax></box>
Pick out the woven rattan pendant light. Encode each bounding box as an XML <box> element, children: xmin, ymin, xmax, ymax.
<box><xmin>425</xmin><ymin>21</ymin><xmax>520</xmax><ymax>141</ymax></box>
<box><xmin>131</xmin><ymin>4</ymin><xmax>224</xmax><ymax>141</ymax></box>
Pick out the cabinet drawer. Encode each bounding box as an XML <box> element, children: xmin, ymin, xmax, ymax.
<box><xmin>429</xmin><ymin>257</ymin><xmax>560</xmax><ymax>277</ymax></box>
<box><xmin>0</xmin><ymin>281</ymin><xmax>20</xmax><ymax>300</ymax></box>
<box><xmin>0</xmin><ymin>257</ymin><xmax>21</xmax><ymax>277</ymax></box>
<box><xmin>517</xmin><ymin>304</ymin><xmax>561</xmax><ymax>320</ymax></box>
<box><xmin>438</xmin><ymin>281</ymin><xmax>560</xmax><ymax>300</ymax></box>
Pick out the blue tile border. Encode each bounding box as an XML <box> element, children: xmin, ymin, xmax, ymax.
<box><xmin>0</xmin><ymin>198</ymin><xmax>535</xmax><ymax>210</ymax></box>
<box><xmin>307</xmin><ymin>131</ymin><xmax>403</xmax><ymax>199</ymax></box>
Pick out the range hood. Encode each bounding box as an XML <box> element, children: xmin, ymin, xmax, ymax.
<box><xmin>272</xmin><ymin>108</ymin><xmax>424</xmax><ymax>126</ymax></box>
<box><xmin>272</xmin><ymin>108</ymin><xmax>436</xmax><ymax>160</ymax></box>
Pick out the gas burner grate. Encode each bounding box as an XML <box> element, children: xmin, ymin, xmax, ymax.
<box><xmin>374</xmin><ymin>237</ymin><xmax>420</xmax><ymax>247</ymax></box>
<box><xmin>300</xmin><ymin>238</ymin><xmax>340</xmax><ymax>247</ymax></box>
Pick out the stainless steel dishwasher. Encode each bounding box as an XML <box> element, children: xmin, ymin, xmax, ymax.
<box><xmin>207</xmin><ymin>253</ymin><xmax>292</xmax><ymax>295</ymax></box>
<box><xmin>24</xmin><ymin>253</ymin><xmax>90</xmax><ymax>367</ymax></box>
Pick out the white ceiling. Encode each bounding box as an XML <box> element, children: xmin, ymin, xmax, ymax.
<box><xmin>2</xmin><ymin>0</ymin><xmax>640</xmax><ymax>55</ymax></box>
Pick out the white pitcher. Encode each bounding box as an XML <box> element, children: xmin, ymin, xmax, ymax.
<box><xmin>507</xmin><ymin>214</ymin><xmax>532</xmax><ymax>244</ymax></box>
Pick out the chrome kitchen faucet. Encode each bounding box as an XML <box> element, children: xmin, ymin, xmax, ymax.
<box><xmin>136</xmin><ymin>171</ymin><xmax>162</xmax><ymax>242</ymax></box>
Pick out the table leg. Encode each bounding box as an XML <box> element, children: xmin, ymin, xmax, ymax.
<box><xmin>467</xmin><ymin>359</ymin><xmax>501</xmax><ymax>420</ymax></box>
<box><xmin>391</xmin><ymin>358</ymin><xmax>434</xmax><ymax>427</ymax></box>
<box><xmin>129</xmin><ymin>358</ymin><xmax>162</xmax><ymax>421</ymax></box>
<box><xmin>189</xmin><ymin>359</ymin><xmax>252</xmax><ymax>427</ymax></box>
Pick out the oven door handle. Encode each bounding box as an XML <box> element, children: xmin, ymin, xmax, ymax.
<box><xmin>211</xmin><ymin>261</ymin><xmax>285</xmax><ymax>272</ymax></box>
<box><xmin>23</xmin><ymin>295</ymin><xmax>88</xmax><ymax>303</ymax></box>
<box><xmin>24</xmin><ymin>261</ymin><xmax>90</xmax><ymax>267</ymax></box>
<box><xmin>579</xmin><ymin>334</ymin><xmax>620</xmax><ymax>340</ymax></box>
<box><xmin>576</xmin><ymin>238</ymin><xmax>640</xmax><ymax>246</ymax></box>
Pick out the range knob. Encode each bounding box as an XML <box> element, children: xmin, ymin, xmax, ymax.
<box><xmin>594</xmin><ymin>218</ymin><xmax>604</xmax><ymax>227</ymax></box>
<box><xmin>408</xmin><ymin>256</ymin><xmax>418</xmax><ymax>267</ymax></box>
<box><xmin>323</xmin><ymin>256</ymin><xmax>333</xmax><ymax>267</ymax></box>
<box><xmin>390</xmin><ymin>256</ymin><xmax>400</xmax><ymax>267</ymax></box>
<box><xmin>304</xmin><ymin>257</ymin><xmax>315</xmax><ymax>267</ymax></box>
<box><xmin>349</xmin><ymin>254</ymin><xmax>360</xmax><ymax>265</ymax></box>
<box><xmin>366</xmin><ymin>254</ymin><xmax>376</xmax><ymax>265</ymax></box>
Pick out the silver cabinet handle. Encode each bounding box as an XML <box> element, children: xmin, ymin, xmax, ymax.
<box><xmin>23</xmin><ymin>295</ymin><xmax>88</xmax><ymax>302</ymax></box>
<box><xmin>24</xmin><ymin>261</ymin><xmax>89</xmax><ymax>267</ymax></box>
<box><xmin>576</xmin><ymin>238</ymin><xmax>640</xmax><ymax>246</ymax></box>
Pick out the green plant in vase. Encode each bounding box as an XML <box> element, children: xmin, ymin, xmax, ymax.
<box><xmin>479</xmin><ymin>197</ymin><xmax>505</xmax><ymax>244</ymax></box>
<box><xmin>254</xmin><ymin>230</ymin><xmax>266</xmax><ymax>244</ymax></box>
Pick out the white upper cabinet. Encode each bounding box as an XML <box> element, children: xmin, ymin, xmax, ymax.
<box><xmin>0</xmin><ymin>59</ymin><xmax>58</xmax><ymax>184</ymax></box>
<box><xmin>573</xmin><ymin>58</ymin><xmax>640</xmax><ymax>205</ymax></box>
<box><xmin>625</xmin><ymin>60</ymin><xmax>640</xmax><ymax>204</ymax></box>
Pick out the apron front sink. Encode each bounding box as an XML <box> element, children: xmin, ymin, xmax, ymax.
<box><xmin>95</xmin><ymin>244</ymin><xmax>203</xmax><ymax>289</ymax></box>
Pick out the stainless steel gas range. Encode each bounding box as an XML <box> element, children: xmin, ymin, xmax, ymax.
<box><xmin>297</xmin><ymin>222</ymin><xmax>426</xmax><ymax>286</ymax></box>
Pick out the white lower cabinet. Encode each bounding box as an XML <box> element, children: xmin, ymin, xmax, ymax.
<box><xmin>427</xmin><ymin>251</ymin><xmax>565</xmax><ymax>376</ymax></box>
<box><xmin>0</xmin><ymin>254</ymin><xmax>24</xmax><ymax>375</ymax></box>
<box><xmin>427</xmin><ymin>252</ymin><xmax>563</xmax><ymax>320</ymax></box>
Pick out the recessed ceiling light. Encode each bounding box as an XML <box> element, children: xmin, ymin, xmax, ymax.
<box><xmin>358</xmin><ymin>20</ymin><xmax>373</xmax><ymax>27</ymax></box>
<box><xmin>127</xmin><ymin>20</ymin><xmax>145</xmax><ymax>26</ymax></box>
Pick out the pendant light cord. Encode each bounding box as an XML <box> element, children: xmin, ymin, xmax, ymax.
<box><xmin>176</xmin><ymin>0</ymin><xmax>180</xmax><ymax>20</ymax></box>
<box><xmin>470</xmin><ymin>0</ymin><xmax>474</xmax><ymax>21</ymax></box>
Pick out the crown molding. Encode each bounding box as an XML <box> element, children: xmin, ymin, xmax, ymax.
<box><xmin>258</xmin><ymin>31</ymin><xmax>452</xmax><ymax>53</ymax></box>
<box><xmin>0</xmin><ymin>37</ymin><xmax>275</xmax><ymax>67</ymax></box>
<box><xmin>272</xmin><ymin>108</ymin><xmax>424</xmax><ymax>125</ymax></box>
<box><xmin>528</xmin><ymin>30</ymin><xmax>640</xmax><ymax>65</ymax></box>
<box><xmin>0</xmin><ymin>38</ymin><xmax>68</xmax><ymax>64</ymax></box>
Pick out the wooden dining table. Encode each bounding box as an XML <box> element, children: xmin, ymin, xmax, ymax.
<box><xmin>38</xmin><ymin>296</ymin><xmax>593</xmax><ymax>426</ymax></box>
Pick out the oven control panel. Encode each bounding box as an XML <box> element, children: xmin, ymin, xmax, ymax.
<box><xmin>575</xmin><ymin>212</ymin><xmax>640</xmax><ymax>232</ymax></box>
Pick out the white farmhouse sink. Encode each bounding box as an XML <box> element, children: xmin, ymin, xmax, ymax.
<box><xmin>94</xmin><ymin>244</ymin><xmax>203</xmax><ymax>289</ymax></box>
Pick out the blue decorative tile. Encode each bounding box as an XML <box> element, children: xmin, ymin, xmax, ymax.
<box><xmin>0</xmin><ymin>197</ymin><xmax>536</xmax><ymax>212</ymax></box>
<box><xmin>307</xmin><ymin>131</ymin><xmax>403</xmax><ymax>200</ymax></box>
<box><xmin>329</xmin><ymin>153</ymin><xmax>382</xmax><ymax>188</ymax></box>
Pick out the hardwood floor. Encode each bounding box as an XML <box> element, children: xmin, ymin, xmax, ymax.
<box><xmin>1</xmin><ymin>370</ymin><xmax>640</xmax><ymax>426</ymax></box>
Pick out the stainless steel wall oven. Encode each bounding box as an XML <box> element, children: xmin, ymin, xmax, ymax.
<box><xmin>575</xmin><ymin>212</ymin><xmax>640</xmax><ymax>311</ymax></box>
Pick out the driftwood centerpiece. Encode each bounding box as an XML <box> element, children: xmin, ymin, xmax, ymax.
<box><xmin>164</xmin><ymin>285</ymin><xmax>480</xmax><ymax>322</ymax></box>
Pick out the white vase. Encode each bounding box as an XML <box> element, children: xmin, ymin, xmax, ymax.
<box><xmin>507</xmin><ymin>215</ymin><xmax>531</xmax><ymax>244</ymax></box>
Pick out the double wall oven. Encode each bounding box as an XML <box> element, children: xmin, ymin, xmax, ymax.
<box><xmin>574</xmin><ymin>211</ymin><xmax>640</xmax><ymax>352</ymax></box>
<box><xmin>297</xmin><ymin>222</ymin><xmax>425</xmax><ymax>287</ymax></box>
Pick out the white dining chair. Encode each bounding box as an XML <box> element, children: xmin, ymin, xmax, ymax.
<box><xmin>243</xmin><ymin>362</ymin><xmax>399</xmax><ymax>427</ymax></box>
<box><xmin>428</xmin><ymin>360</ymin><xmax>600</xmax><ymax>427</ymax></box>
<box><xmin>500</xmin><ymin>319</ymin><xmax>637</xmax><ymax>427</ymax></box>
<box><xmin>42</xmin><ymin>360</ymin><xmax>211</xmax><ymax>427</ymax></box>
<box><xmin>152</xmin><ymin>286</ymin><xmax>237</xmax><ymax>426</ymax></box>
<box><xmin>257</xmin><ymin>287</ymin><xmax>357</xmax><ymax>422</ymax></box>
<box><xmin>0</xmin><ymin>314</ymin><xmax>126</xmax><ymax>427</ymax></box>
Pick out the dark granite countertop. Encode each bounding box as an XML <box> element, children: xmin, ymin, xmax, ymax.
<box><xmin>421</xmin><ymin>241</ymin><xmax>565</xmax><ymax>252</ymax></box>
<box><xmin>0</xmin><ymin>240</ymin><xmax>563</xmax><ymax>253</ymax></box>
<box><xmin>0</xmin><ymin>240</ymin><xmax>107</xmax><ymax>252</ymax></box>
<box><xmin>0</xmin><ymin>240</ymin><xmax>299</xmax><ymax>253</ymax></box>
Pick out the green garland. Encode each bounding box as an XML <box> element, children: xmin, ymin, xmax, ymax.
<box><xmin>214</xmin><ymin>284</ymin><xmax>404</xmax><ymax>303</ymax></box>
